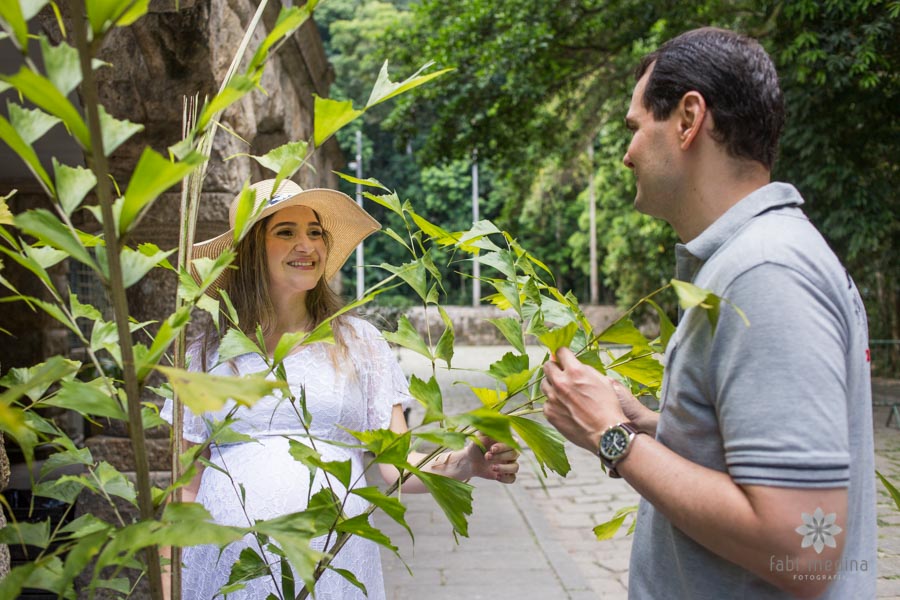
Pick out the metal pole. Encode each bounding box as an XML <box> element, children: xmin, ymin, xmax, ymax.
<box><xmin>472</xmin><ymin>148</ymin><xmax>480</xmax><ymax>306</ymax></box>
<box><xmin>589</xmin><ymin>142</ymin><xmax>598</xmax><ymax>305</ymax></box>
<box><xmin>355</xmin><ymin>129</ymin><xmax>364</xmax><ymax>299</ymax></box>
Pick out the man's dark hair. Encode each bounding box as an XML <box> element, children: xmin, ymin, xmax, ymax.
<box><xmin>636</xmin><ymin>27</ymin><xmax>784</xmax><ymax>170</ymax></box>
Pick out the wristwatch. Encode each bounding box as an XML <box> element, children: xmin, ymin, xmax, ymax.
<box><xmin>598</xmin><ymin>422</ymin><xmax>640</xmax><ymax>479</ymax></box>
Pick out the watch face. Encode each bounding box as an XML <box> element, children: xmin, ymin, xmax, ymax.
<box><xmin>600</xmin><ymin>427</ymin><xmax>629</xmax><ymax>461</ymax></box>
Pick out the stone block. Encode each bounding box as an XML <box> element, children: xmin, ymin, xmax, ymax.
<box><xmin>85</xmin><ymin>435</ymin><xmax>171</xmax><ymax>472</ymax></box>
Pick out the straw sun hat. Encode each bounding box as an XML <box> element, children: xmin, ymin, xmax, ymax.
<box><xmin>192</xmin><ymin>179</ymin><xmax>381</xmax><ymax>292</ymax></box>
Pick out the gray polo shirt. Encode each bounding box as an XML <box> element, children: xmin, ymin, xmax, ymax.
<box><xmin>628</xmin><ymin>183</ymin><xmax>877</xmax><ymax>599</ymax></box>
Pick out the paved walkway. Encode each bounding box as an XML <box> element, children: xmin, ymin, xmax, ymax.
<box><xmin>381</xmin><ymin>346</ymin><xmax>900</xmax><ymax>599</ymax></box>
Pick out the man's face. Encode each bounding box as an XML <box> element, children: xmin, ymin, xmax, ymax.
<box><xmin>623</xmin><ymin>69</ymin><xmax>683</xmax><ymax>220</ymax></box>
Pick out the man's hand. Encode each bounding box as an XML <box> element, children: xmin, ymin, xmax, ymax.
<box><xmin>541</xmin><ymin>347</ymin><xmax>628</xmax><ymax>452</ymax></box>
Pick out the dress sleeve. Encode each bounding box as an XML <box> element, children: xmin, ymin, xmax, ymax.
<box><xmin>358</xmin><ymin>321</ymin><xmax>414</xmax><ymax>431</ymax></box>
<box><xmin>160</xmin><ymin>343</ymin><xmax>211</xmax><ymax>444</ymax></box>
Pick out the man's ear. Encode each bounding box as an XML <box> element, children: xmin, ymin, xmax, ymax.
<box><xmin>677</xmin><ymin>91</ymin><xmax>707</xmax><ymax>150</ymax></box>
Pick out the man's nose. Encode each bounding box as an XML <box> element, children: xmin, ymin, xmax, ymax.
<box><xmin>623</xmin><ymin>153</ymin><xmax>634</xmax><ymax>170</ymax></box>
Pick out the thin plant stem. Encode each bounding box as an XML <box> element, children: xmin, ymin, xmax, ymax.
<box><xmin>68</xmin><ymin>2</ymin><xmax>162</xmax><ymax>598</ymax></box>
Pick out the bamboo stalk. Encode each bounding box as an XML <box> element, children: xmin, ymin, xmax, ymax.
<box><xmin>68</xmin><ymin>2</ymin><xmax>162</xmax><ymax>598</ymax></box>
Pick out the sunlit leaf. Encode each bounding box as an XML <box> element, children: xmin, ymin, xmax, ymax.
<box><xmin>40</xmin><ymin>36</ymin><xmax>80</xmax><ymax>96</ymax></box>
<box><xmin>95</xmin><ymin>461</ymin><xmax>137</xmax><ymax>505</ymax></box>
<box><xmin>350</xmin><ymin>486</ymin><xmax>412</xmax><ymax>540</ymax></box>
<box><xmin>313</xmin><ymin>95</ymin><xmax>363</xmax><ymax>148</ymax></box>
<box><xmin>120</xmin><ymin>148</ymin><xmax>202</xmax><ymax>235</ymax></box>
<box><xmin>593</xmin><ymin>505</ymin><xmax>638</xmax><ymax>540</ymax></box>
<box><xmin>247</xmin><ymin>3</ymin><xmax>315</xmax><ymax>74</ymax></box>
<box><xmin>0</xmin><ymin>0</ymin><xmax>28</xmax><ymax>50</ymax></box>
<box><xmin>336</xmin><ymin>514</ymin><xmax>396</xmax><ymax>552</ymax></box>
<box><xmin>538</xmin><ymin>321</ymin><xmax>579</xmax><ymax>356</ymax></box>
<box><xmin>218</xmin><ymin>327</ymin><xmax>264</xmax><ymax>362</ymax></box>
<box><xmin>433</xmin><ymin>306</ymin><xmax>454</xmax><ymax>367</ymax></box>
<box><xmin>346</xmin><ymin>428</ymin><xmax>411</xmax><ymax>467</ymax></box>
<box><xmin>408</xmin><ymin>375</ymin><xmax>443</xmax><ymax>424</ymax></box>
<box><xmin>449</xmin><ymin>408</ymin><xmax>518</xmax><ymax>449</ymax></box>
<box><xmin>0</xmin><ymin>114</ymin><xmax>54</xmax><ymax>193</ymax></box>
<box><xmin>0</xmin><ymin>67</ymin><xmax>90</xmax><ymax>149</ymax></box>
<box><xmin>487</xmin><ymin>317</ymin><xmax>526</xmax><ymax>355</ymax></box>
<box><xmin>0</xmin><ymin>356</ymin><xmax>80</xmax><ymax>404</ymax></box>
<box><xmin>409</xmin><ymin>469</ymin><xmax>472</xmax><ymax>536</ymax></box>
<box><xmin>98</xmin><ymin>105</ymin><xmax>143</xmax><ymax>157</ymax></box>
<box><xmin>510</xmin><ymin>416</ymin><xmax>569</xmax><ymax>477</ymax></box>
<box><xmin>8</xmin><ymin>102</ymin><xmax>61</xmax><ymax>145</ymax></box>
<box><xmin>247</xmin><ymin>140</ymin><xmax>308</xmax><ymax>182</ymax></box>
<box><xmin>382</xmin><ymin>315</ymin><xmax>431</xmax><ymax>360</ymax></box>
<box><xmin>42</xmin><ymin>379</ymin><xmax>125</xmax><ymax>421</ymax></box>
<box><xmin>333</xmin><ymin>171</ymin><xmax>388</xmax><ymax>191</ymax></box>
<box><xmin>86</xmin><ymin>0</ymin><xmax>150</xmax><ymax>35</ymax></box>
<box><xmin>596</xmin><ymin>316</ymin><xmax>651</xmax><ymax>351</ymax></box>
<box><xmin>53</xmin><ymin>159</ymin><xmax>96</xmax><ymax>217</ymax></box>
<box><xmin>645</xmin><ymin>298</ymin><xmax>675</xmax><ymax>352</ymax></box>
<box><xmin>365</xmin><ymin>60</ymin><xmax>453</xmax><ymax>108</ymax></box>
<box><xmin>287</xmin><ymin>440</ymin><xmax>351</xmax><ymax>489</ymax></box>
<box><xmin>379</xmin><ymin>260</ymin><xmax>428</xmax><ymax>301</ymax></box>
<box><xmin>363</xmin><ymin>191</ymin><xmax>402</xmax><ymax>216</ymax></box>
<box><xmin>157</xmin><ymin>366</ymin><xmax>288</xmax><ymax>415</ymax></box>
<box><xmin>196</xmin><ymin>74</ymin><xmax>257</xmax><ymax>132</ymax></box>
<box><xmin>606</xmin><ymin>351</ymin><xmax>663</xmax><ymax>389</ymax></box>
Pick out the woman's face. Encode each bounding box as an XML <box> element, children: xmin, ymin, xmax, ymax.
<box><xmin>264</xmin><ymin>205</ymin><xmax>328</xmax><ymax>306</ymax></box>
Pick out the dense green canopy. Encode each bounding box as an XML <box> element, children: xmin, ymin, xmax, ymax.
<box><xmin>318</xmin><ymin>0</ymin><xmax>898</xmax><ymax>370</ymax></box>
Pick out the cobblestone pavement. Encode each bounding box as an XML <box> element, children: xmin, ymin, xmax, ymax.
<box><xmin>383</xmin><ymin>346</ymin><xmax>900</xmax><ymax>599</ymax></box>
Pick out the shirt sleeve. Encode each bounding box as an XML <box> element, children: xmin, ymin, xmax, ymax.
<box><xmin>356</xmin><ymin>320</ymin><xmax>414</xmax><ymax>431</ymax></box>
<box><xmin>710</xmin><ymin>262</ymin><xmax>851</xmax><ymax>488</ymax></box>
<box><xmin>160</xmin><ymin>343</ymin><xmax>211</xmax><ymax>444</ymax></box>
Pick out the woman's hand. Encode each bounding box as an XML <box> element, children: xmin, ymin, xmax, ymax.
<box><xmin>464</xmin><ymin>434</ymin><xmax>520</xmax><ymax>484</ymax></box>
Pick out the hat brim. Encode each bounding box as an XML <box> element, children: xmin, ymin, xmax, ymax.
<box><xmin>191</xmin><ymin>187</ymin><xmax>380</xmax><ymax>294</ymax></box>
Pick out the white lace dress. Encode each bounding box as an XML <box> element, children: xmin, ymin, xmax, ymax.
<box><xmin>161</xmin><ymin>317</ymin><xmax>412</xmax><ymax>600</ymax></box>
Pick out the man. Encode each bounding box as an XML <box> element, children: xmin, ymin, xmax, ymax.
<box><xmin>542</xmin><ymin>27</ymin><xmax>876</xmax><ymax>599</ymax></box>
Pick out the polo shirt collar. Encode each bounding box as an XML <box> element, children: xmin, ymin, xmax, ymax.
<box><xmin>675</xmin><ymin>182</ymin><xmax>803</xmax><ymax>280</ymax></box>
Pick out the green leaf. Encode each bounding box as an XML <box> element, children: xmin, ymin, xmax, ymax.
<box><xmin>119</xmin><ymin>148</ymin><xmax>202</xmax><ymax>235</ymax></box>
<box><xmin>538</xmin><ymin>321</ymin><xmax>579</xmax><ymax>356</ymax></box>
<box><xmin>40</xmin><ymin>438</ymin><xmax>93</xmax><ymax>479</ymax></box>
<box><xmin>468</xmin><ymin>386</ymin><xmax>507</xmax><ymax>408</ymax></box>
<box><xmin>273</xmin><ymin>330</ymin><xmax>309</xmax><ymax>366</ymax></box>
<box><xmin>313</xmin><ymin>95</ymin><xmax>363</xmax><ymax>148</ymax></box>
<box><xmin>0</xmin><ymin>564</ymin><xmax>34</xmax><ymax>599</ymax></box>
<box><xmin>645</xmin><ymin>298</ymin><xmax>675</xmax><ymax>352</ymax></box>
<box><xmin>96</xmin><ymin>244</ymin><xmax>175</xmax><ymax>289</ymax></box>
<box><xmin>596</xmin><ymin>317</ymin><xmax>651</xmax><ymax>351</ymax></box>
<box><xmin>510</xmin><ymin>416</ymin><xmax>570</xmax><ymax>477</ymax></box>
<box><xmin>247</xmin><ymin>4</ymin><xmax>314</xmax><ymax>74</ymax></box>
<box><xmin>450</xmin><ymin>408</ymin><xmax>518</xmax><ymax>449</ymax></box>
<box><xmin>408</xmin><ymin>209</ymin><xmax>455</xmax><ymax>244</ymax></box>
<box><xmin>333</xmin><ymin>171</ymin><xmax>388</xmax><ymax>191</ymax></box>
<box><xmin>487</xmin><ymin>317</ymin><xmax>526</xmax><ymax>355</ymax></box>
<box><xmin>0</xmin><ymin>356</ymin><xmax>80</xmax><ymax>404</ymax></box>
<box><xmin>33</xmin><ymin>476</ymin><xmax>85</xmax><ymax>504</ymax></box>
<box><xmin>95</xmin><ymin>461</ymin><xmax>137</xmax><ymax>505</ymax></box>
<box><xmin>218</xmin><ymin>327</ymin><xmax>265</xmax><ymax>362</ymax></box>
<box><xmin>0</xmin><ymin>114</ymin><xmax>54</xmax><ymax>193</ymax></box>
<box><xmin>86</xmin><ymin>0</ymin><xmax>149</xmax><ymax>35</ymax></box>
<box><xmin>53</xmin><ymin>159</ymin><xmax>96</xmax><ymax>217</ymax></box>
<box><xmin>15</xmin><ymin>209</ymin><xmax>96</xmax><ymax>269</ymax></box>
<box><xmin>408</xmin><ymin>375</ymin><xmax>443</xmax><ymax>425</ymax></box>
<box><xmin>42</xmin><ymin>379</ymin><xmax>126</xmax><ymax>421</ymax></box>
<box><xmin>196</xmin><ymin>74</ymin><xmax>257</xmax><ymax>132</ymax></box>
<box><xmin>336</xmin><ymin>514</ymin><xmax>396</xmax><ymax>552</ymax></box>
<box><xmin>877</xmin><ymin>471</ymin><xmax>900</xmax><ymax>513</ymax></box>
<box><xmin>188</xmin><ymin>251</ymin><xmax>235</xmax><ymax>297</ymax></box>
<box><xmin>411</xmin><ymin>429</ymin><xmax>469</xmax><ymax>450</ymax></box>
<box><xmin>363</xmin><ymin>191</ymin><xmax>403</xmax><ymax>216</ymax></box>
<box><xmin>380</xmin><ymin>260</ymin><xmax>428</xmax><ymax>300</ymax></box>
<box><xmin>488</xmin><ymin>352</ymin><xmax>529</xmax><ymax>381</ymax></box>
<box><xmin>593</xmin><ymin>505</ymin><xmax>638</xmax><ymax>540</ymax></box>
<box><xmin>98</xmin><ymin>105</ymin><xmax>143</xmax><ymax>157</ymax></box>
<box><xmin>0</xmin><ymin>0</ymin><xmax>28</xmax><ymax>50</ymax></box>
<box><xmin>229</xmin><ymin>181</ymin><xmax>260</xmax><ymax>244</ymax></box>
<box><xmin>606</xmin><ymin>351</ymin><xmax>663</xmax><ymax>389</ymax></box>
<box><xmin>0</xmin><ymin>519</ymin><xmax>51</xmax><ymax>548</ymax></box>
<box><xmin>40</xmin><ymin>36</ymin><xmax>81</xmax><ymax>96</ymax></box>
<box><xmin>410</xmin><ymin>469</ymin><xmax>472</xmax><ymax>536</ymax></box>
<box><xmin>350</xmin><ymin>486</ymin><xmax>412</xmax><ymax>540</ymax></box>
<box><xmin>0</xmin><ymin>67</ymin><xmax>90</xmax><ymax>148</ymax></box>
<box><xmin>225</xmin><ymin>547</ymin><xmax>269</xmax><ymax>588</ymax></box>
<box><xmin>59</xmin><ymin>513</ymin><xmax>112</xmax><ymax>538</ymax></box>
<box><xmin>286</xmin><ymin>439</ymin><xmax>352</xmax><ymax>489</ymax></box>
<box><xmin>8</xmin><ymin>102</ymin><xmax>62</xmax><ymax>145</ymax></box>
<box><xmin>365</xmin><ymin>60</ymin><xmax>453</xmax><ymax>108</ymax></box>
<box><xmin>137</xmin><ymin>305</ymin><xmax>191</xmax><ymax>380</ymax></box>
<box><xmin>248</xmin><ymin>140</ymin><xmax>309</xmax><ymax>181</ymax></box>
<box><xmin>346</xmin><ymin>428</ymin><xmax>411</xmax><ymax>468</ymax></box>
<box><xmin>328</xmin><ymin>567</ymin><xmax>367</xmax><ymax>596</ymax></box>
<box><xmin>434</xmin><ymin>306</ymin><xmax>454</xmax><ymax>367</ymax></box>
<box><xmin>382</xmin><ymin>315</ymin><xmax>431</xmax><ymax>360</ymax></box>
<box><xmin>157</xmin><ymin>366</ymin><xmax>288</xmax><ymax>414</ymax></box>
